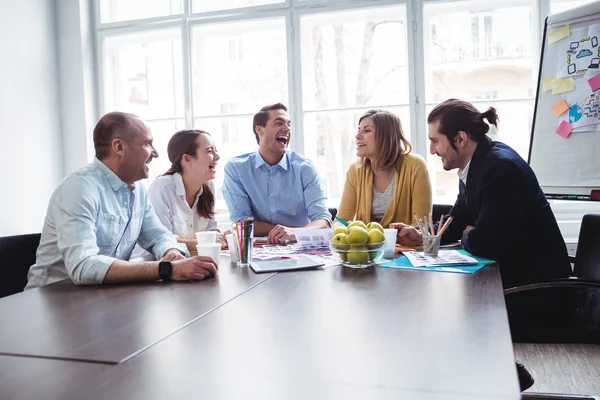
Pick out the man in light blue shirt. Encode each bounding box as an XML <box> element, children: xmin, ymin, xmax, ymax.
<box><xmin>222</xmin><ymin>103</ymin><xmax>331</xmax><ymax>244</ymax></box>
<box><xmin>26</xmin><ymin>112</ymin><xmax>218</xmax><ymax>289</ymax></box>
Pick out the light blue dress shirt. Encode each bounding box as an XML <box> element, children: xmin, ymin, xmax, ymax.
<box><xmin>222</xmin><ymin>151</ymin><xmax>331</xmax><ymax>227</ymax></box>
<box><xmin>26</xmin><ymin>158</ymin><xmax>188</xmax><ymax>289</ymax></box>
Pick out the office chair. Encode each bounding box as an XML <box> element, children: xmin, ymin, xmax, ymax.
<box><xmin>505</xmin><ymin>214</ymin><xmax>600</xmax><ymax>399</ymax></box>
<box><xmin>0</xmin><ymin>233</ymin><xmax>41</xmax><ymax>298</ymax></box>
<box><xmin>329</xmin><ymin>207</ymin><xmax>338</xmax><ymax>221</ymax></box>
<box><xmin>432</xmin><ymin>204</ymin><xmax>453</xmax><ymax>223</ymax></box>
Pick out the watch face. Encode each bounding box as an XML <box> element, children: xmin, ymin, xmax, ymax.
<box><xmin>159</xmin><ymin>261</ymin><xmax>172</xmax><ymax>280</ymax></box>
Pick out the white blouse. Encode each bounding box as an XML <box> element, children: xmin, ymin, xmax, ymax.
<box><xmin>148</xmin><ymin>173</ymin><xmax>219</xmax><ymax>239</ymax></box>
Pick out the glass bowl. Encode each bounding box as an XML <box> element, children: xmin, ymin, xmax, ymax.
<box><xmin>329</xmin><ymin>240</ymin><xmax>386</xmax><ymax>268</ymax></box>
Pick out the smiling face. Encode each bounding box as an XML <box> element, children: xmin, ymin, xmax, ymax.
<box><xmin>356</xmin><ymin>117</ymin><xmax>377</xmax><ymax>160</ymax></box>
<box><xmin>256</xmin><ymin>109</ymin><xmax>291</xmax><ymax>160</ymax></box>
<box><xmin>122</xmin><ymin>119</ymin><xmax>159</xmax><ymax>183</ymax></box>
<box><xmin>428</xmin><ymin>120</ymin><xmax>463</xmax><ymax>171</ymax></box>
<box><xmin>181</xmin><ymin>133</ymin><xmax>220</xmax><ymax>184</ymax></box>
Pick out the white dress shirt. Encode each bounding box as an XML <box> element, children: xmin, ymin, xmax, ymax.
<box><xmin>458</xmin><ymin>161</ymin><xmax>471</xmax><ymax>186</ymax></box>
<box><xmin>148</xmin><ymin>173</ymin><xmax>219</xmax><ymax>239</ymax></box>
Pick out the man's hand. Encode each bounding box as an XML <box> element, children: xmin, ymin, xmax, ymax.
<box><xmin>215</xmin><ymin>232</ymin><xmax>228</xmax><ymax>249</ymax></box>
<box><xmin>172</xmin><ymin>256</ymin><xmax>218</xmax><ymax>281</ymax></box>
<box><xmin>389</xmin><ymin>222</ymin><xmax>423</xmax><ymax>247</ymax></box>
<box><xmin>463</xmin><ymin>225</ymin><xmax>474</xmax><ymax>234</ymax></box>
<box><xmin>160</xmin><ymin>248</ymin><xmax>186</xmax><ymax>261</ymax></box>
<box><xmin>267</xmin><ymin>225</ymin><xmax>296</xmax><ymax>244</ymax></box>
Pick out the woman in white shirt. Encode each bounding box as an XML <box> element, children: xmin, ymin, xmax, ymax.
<box><xmin>149</xmin><ymin>129</ymin><xmax>227</xmax><ymax>250</ymax></box>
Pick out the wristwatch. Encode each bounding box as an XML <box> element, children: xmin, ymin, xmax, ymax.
<box><xmin>158</xmin><ymin>261</ymin><xmax>173</xmax><ymax>282</ymax></box>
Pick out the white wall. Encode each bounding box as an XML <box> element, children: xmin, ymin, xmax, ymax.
<box><xmin>0</xmin><ymin>0</ymin><xmax>64</xmax><ymax>236</ymax></box>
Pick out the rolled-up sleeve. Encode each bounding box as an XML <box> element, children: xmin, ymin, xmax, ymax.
<box><xmin>137</xmin><ymin>201</ymin><xmax>189</xmax><ymax>259</ymax></box>
<box><xmin>222</xmin><ymin>160</ymin><xmax>253</xmax><ymax>222</ymax></box>
<box><xmin>300</xmin><ymin>162</ymin><xmax>332</xmax><ymax>225</ymax></box>
<box><xmin>54</xmin><ymin>177</ymin><xmax>116</xmax><ymax>285</ymax></box>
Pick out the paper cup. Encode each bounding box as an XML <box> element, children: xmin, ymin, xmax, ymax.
<box><xmin>225</xmin><ymin>233</ymin><xmax>240</xmax><ymax>262</ymax></box>
<box><xmin>195</xmin><ymin>231</ymin><xmax>217</xmax><ymax>244</ymax></box>
<box><xmin>196</xmin><ymin>243</ymin><xmax>221</xmax><ymax>264</ymax></box>
<box><xmin>383</xmin><ymin>228</ymin><xmax>398</xmax><ymax>259</ymax></box>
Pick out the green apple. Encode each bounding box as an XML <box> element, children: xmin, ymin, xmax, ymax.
<box><xmin>347</xmin><ymin>220</ymin><xmax>368</xmax><ymax>230</ymax></box>
<box><xmin>346</xmin><ymin>226</ymin><xmax>369</xmax><ymax>245</ymax></box>
<box><xmin>366</xmin><ymin>221</ymin><xmax>384</xmax><ymax>233</ymax></box>
<box><xmin>347</xmin><ymin>245</ymin><xmax>369</xmax><ymax>265</ymax></box>
<box><xmin>331</xmin><ymin>233</ymin><xmax>350</xmax><ymax>251</ymax></box>
<box><xmin>332</xmin><ymin>226</ymin><xmax>349</xmax><ymax>237</ymax></box>
<box><xmin>367</xmin><ymin>229</ymin><xmax>385</xmax><ymax>245</ymax></box>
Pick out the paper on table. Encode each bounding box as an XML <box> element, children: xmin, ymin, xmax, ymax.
<box><xmin>294</xmin><ymin>228</ymin><xmax>333</xmax><ymax>247</ymax></box>
<box><xmin>542</xmin><ymin>77</ymin><xmax>556</xmax><ymax>92</ymax></box>
<box><xmin>403</xmin><ymin>250</ymin><xmax>478</xmax><ymax>267</ymax></box>
<box><xmin>551</xmin><ymin>99</ymin><xmax>570</xmax><ymax>117</ymax></box>
<box><xmin>588</xmin><ymin>73</ymin><xmax>600</xmax><ymax>91</ymax></box>
<box><xmin>552</xmin><ymin>78</ymin><xmax>575</xmax><ymax>95</ymax></box>
<box><xmin>548</xmin><ymin>24</ymin><xmax>570</xmax><ymax>44</ymax></box>
<box><xmin>555</xmin><ymin>120</ymin><xmax>573</xmax><ymax>138</ymax></box>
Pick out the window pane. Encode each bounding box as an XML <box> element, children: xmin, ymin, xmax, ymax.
<box><xmin>424</xmin><ymin>100</ymin><xmax>533</xmax><ymax>204</ymax></box>
<box><xmin>550</xmin><ymin>0</ymin><xmax>596</xmax><ymax>14</ymax></box>
<box><xmin>145</xmin><ymin>119</ymin><xmax>186</xmax><ymax>181</ymax></box>
<box><xmin>99</xmin><ymin>0</ymin><xmax>182</xmax><ymax>23</ymax></box>
<box><xmin>192</xmin><ymin>0</ymin><xmax>283</xmax><ymax>13</ymax></box>
<box><xmin>103</xmin><ymin>29</ymin><xmax>184</xmax><ymax>119</ymax></box>
<box><xmin>303</xmin><ymin>107</ymin><xmax>411</xmax><ymax>204</ymax></box>
<box><xmin>193</xmin><ymin>116</ymin><xmax>258</xmax><ymax>211</ymax></box>
<box><xmin>424</xmin><ymin>2</ymin><xmax>536</xmax><ymax>103</ymax></box>
<box><xmin>300</xmin><ymin>6</ymin><xmax>410</xmax><ymax>110</ymax></box>
<box><xmin>191</xmin><ymin>18</ymin><xmax>288</xmax><ymax>116</ymax></box>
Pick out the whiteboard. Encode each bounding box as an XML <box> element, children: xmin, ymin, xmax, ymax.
<box><xmin>529</xmin><ymin>1</ymin><xmax>600</xmax><ymax>199</ymax></box>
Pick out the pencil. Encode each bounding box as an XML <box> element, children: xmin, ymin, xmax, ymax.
<box><xmin>437</xmin><ymin>216</ymin><xmax>454</xmax><ymax>237</ymax></box>
<box><xmin>438</xmin><ymin>214</ymin><xmax>445</xmax><ymax>237</ymax></box>
<box><xmin>428</xmin><ymin>212</ymin><xmax>434</xmax><ymax>236</ymax></box>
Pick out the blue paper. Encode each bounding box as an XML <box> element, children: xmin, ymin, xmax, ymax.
<box><xmin>379</xmin><ymin>250</ymin><xmax>494</xmax><ymax>275</ymax></box>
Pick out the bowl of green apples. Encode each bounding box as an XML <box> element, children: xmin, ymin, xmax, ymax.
<box><xmin>329</xmin><ymin>220</ymin><xmax>386</xmax><ymax>268</ymax></box>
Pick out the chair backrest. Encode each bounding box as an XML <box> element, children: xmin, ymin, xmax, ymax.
<box><xmin>432</xmin><ymin>204</ymin><xmax>453</xmax><ymax>223</ymax></box>
<box><xmin>574</xmin><ymin>214</ymin><xmax>600</xmax><ymax>281</ymax></box>
<box><xmin>0</xmin><ymin>233</ymin><xmax>41</xmax><ymax>298</ymax></box>
<box><xmin>329</xmin><ymin>208</ymin><xmax>338</xmax><ymax>221</ymax></box>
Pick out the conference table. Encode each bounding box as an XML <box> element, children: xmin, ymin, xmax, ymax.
<box><xmin>0</xmin><ymin>255</ymin><xmax>520</xmax><ymax>399</ymax></box>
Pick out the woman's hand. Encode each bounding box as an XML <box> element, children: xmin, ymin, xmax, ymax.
<box><xmin>389</xmin><ymin>222</ymin><xmax>423</xmax><ymax>247</ymax></box>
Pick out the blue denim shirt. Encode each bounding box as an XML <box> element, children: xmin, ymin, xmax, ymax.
<box><xmin>26</xmin><ymin>158</ymin><xmax>188</xmax><ymax>288</ymax></box>
<box><xmin>222</xmin><ymin>151</ymin><xmax>331</xmax><ymax>226</ymax></box>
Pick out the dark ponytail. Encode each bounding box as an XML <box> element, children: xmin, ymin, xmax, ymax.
<box><xmin>163</xmin><ymin>129</ymin><xmax>215</xmax><ymax>219</ymax></box>
<box><xmin>428</xmin><ymin>99</ymin><xmax>499</xmax><ymax>149</ymax></box>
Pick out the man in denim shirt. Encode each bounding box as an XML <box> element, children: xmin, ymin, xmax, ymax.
<box><xmin>222</xmin><ymin>103</ymin><xmax>331</xmax><ymax>244</ymax></box>
<box><xmin>26</xmin><ymin>112</ymin><xmax>218</xmax><ymax>289</ymax></box>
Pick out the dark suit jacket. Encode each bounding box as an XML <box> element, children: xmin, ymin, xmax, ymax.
<box><xmin>442</xmin><ymin>137</ymin><xmax>571</xmax><ymax>287</ymax></box>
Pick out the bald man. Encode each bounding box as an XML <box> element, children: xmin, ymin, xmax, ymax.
<box><xmin>27</xmin><ymin>112</ymin><xmax>218</xmax><ymax>289</ymax></box>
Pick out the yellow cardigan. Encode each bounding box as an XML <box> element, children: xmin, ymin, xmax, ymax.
<box><xmin>337</xmin><ymin>153</ymin><xmax>432</xmax><ymax>228</ymax></box>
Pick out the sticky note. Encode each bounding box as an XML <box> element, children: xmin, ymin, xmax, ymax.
<box><xmin>555</xmin><ymin>120</ymin><xmax>573</xmax><ymax>138</ymax></box>
<box><xmin>551</xmin><ymin>100</ymin><xmax>570</xmax><ymax>117</ymax></box>
<box><xmin>548</xmin><ymin>25</ymin><xmax>570</xmax><ymax>44</ymax></box>
<box><xmin>588</xmin><ymin>73</ymin><xmax>600</xmax><ymax>91</ymax></box>
<box><xmin>552</xmin><ymin>78</ymin><xmax>575</xmax><ymax>95</ymax></box>
<box><xmin>542</xmin><ymin>77</ymin><xmax>556</xmax><ymax>92</ymax></box>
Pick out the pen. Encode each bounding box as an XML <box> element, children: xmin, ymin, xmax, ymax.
<box><xmin>335</xmin><ymin>216</ymin><xmax>349</xmax><ymax>227</ymax></box>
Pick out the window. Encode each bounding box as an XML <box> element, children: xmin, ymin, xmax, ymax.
<box><xmin>99</xmin><ymin>0</ymin><xmax>182</xmax><ymax>23</ymax></box>
<box><xmin>96</xmin><ymin>0</ymin><xmax>580</xmax><ymax>214</ymax></box>
<box><xmin>300</xmin><ymin>5</ymin><xmax>410</xmax><ymax>203</ymax></box>
<box><xmin>424</xmin><ymin>0</ymin><xmax>537</xmax><ymax>204</ymax></box>
<box><xmin>191</xmin><ymin>18</ymin><xmax>288</xmax><ymax>209</ymax></box>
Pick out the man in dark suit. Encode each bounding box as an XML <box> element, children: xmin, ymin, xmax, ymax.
<box><xmin>393</xmin><ymin>99</ymin><xmax>574</xmax><ymax>390</ymax></box>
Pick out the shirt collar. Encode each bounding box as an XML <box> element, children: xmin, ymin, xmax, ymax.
<box><xmin>254</xmin><ymin>151</ymin><xmax>289</xmax><ymax>171</ymax></box>
<box><xmin>173</xmin><ymin>172</ymin><xmax>203</xmax><ymax>201</ymax></box>
<box><xmin>93</xmin><ymin>158</ymin><xmax>130</xmax><ymax>191</ymax></box>
<box><xmin>458</xmin><ymin>161</ymin><xmax>471</xmax><ymax>186</ymax></box>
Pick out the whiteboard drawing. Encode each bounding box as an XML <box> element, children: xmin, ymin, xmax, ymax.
<box><xmin>556</xmin><ymin>24</ymin><xmax>600</xmax><ymax>78</ymax></box>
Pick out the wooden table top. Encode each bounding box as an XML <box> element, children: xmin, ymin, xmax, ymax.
<box><xmin>0</xmin><ymin>260</ymin><xmax>274</xmax><ymax>363</ymax></box>
<box><xmin>0</xmin><ymin>263</ymin><xmax>519</xmax><ymax>399</ymax></box>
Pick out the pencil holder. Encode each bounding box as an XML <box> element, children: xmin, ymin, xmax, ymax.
<box><xmin>234</xmin><ymin>219</ymin><xmax>254</xmax><ymax>267</ymax></box>
<box><xmin>423</xmin><ymin>236</ymin><xmax>441</xmax><ymax>257</ymax></box>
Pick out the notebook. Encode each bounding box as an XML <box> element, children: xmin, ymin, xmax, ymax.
<box><xmin>249</xmin><ymin>256</ymin><xmax>325</xmax><ymax>273</ymax></box>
